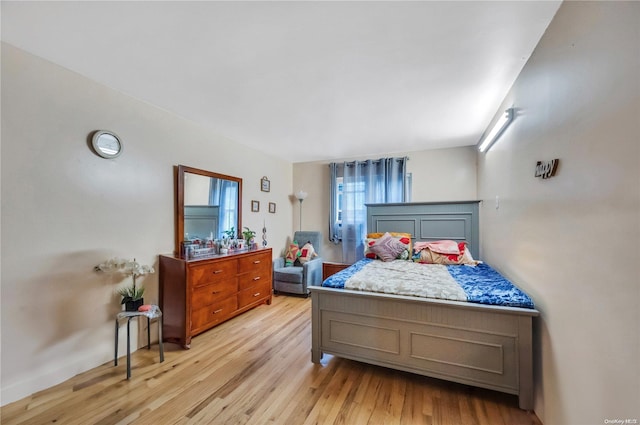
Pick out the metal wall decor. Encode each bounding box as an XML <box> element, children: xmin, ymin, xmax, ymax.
<box><xmin>535</xmin><ymin>159</ymin><xmax>559</xmax><ymax>179</ymax></box>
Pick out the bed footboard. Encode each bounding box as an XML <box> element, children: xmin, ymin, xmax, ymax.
<box><xmin>310</xmin><ymin>286</ymin><xmax>538</xmax><ymax>410</ymax></box>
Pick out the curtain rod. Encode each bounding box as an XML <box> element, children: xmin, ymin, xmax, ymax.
<box><xmin>328</xmin><ymin>156</ymin><xmax>409</xmax><ymax>167</ymax></box>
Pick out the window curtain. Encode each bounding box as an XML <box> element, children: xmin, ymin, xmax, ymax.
<box><xmin>329</xmin><ymin>163</ymin><xmax>340</xmax><ymax>244</ymax></box>
<box><xmin>330</xmin><ymin>157</ymin><xmax>407</xmax><ymax>264</ymax></box>
<box><xmin>210</xmin><ymin>179</ymin><xmax>238</xmax><ymax>238</ymax></box>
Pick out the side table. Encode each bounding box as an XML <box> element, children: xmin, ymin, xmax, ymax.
<box><xmin>114</xmin><ymin>305</ymin><xmax>164</xmax><ymax>379</ymax></box>
<box><xmin>322</xmin><ymin>262</ymin><xmax>351</xmax><ymax>281</ymax></box>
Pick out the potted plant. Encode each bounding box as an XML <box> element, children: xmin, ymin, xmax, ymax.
<box><xmin>95</xmin><ymin>257</ymin><xmax>155</xmax><ymax>311</ymax></box>
<box><xmin>223</xmin><ymin>227</ymin><xmax>236</xmax><ymax>240</ymax></box>
<box><xmin>242</xmin><ymin>226</ymin><xmax>257</xmax><ymax>248</ymax></box>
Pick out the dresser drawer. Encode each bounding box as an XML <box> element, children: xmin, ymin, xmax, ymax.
<box><xmin>238</xmin><ymin>281</ymin><xmax>271</xmax><ymax>308</ymax></box>
<box><xmin>238</xmin><ymin>251</ymin><xmax>271</xmax><ymax>274</ymax></box>
<box><xmin>191</xmin><ymin>296</ymin><xmax>238</xmax><ymax>332</ymax></box>
<box><xmin>191</xmin><ymin>279</ymin><xmax>238</xmax><ymax>311</ymax></box>
<box><xmin>238</xmin><ymin>269</ymin><xmax>270</xmax><ymax>291</ymax></box>
<box><xmin>189</xmin><ymin>259</ymin><xmax>237</xmax><ymax>287</ymax></box>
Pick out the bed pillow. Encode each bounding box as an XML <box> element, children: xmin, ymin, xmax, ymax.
<box><xmin>367</xmin><ymin>232</ymin><xmax>408</xmax><ymax>262</ymax></box>
<box><xmin>364</xmin><ymin>232</ymin><xmax>412</xmax><ymax>260</ymax></box>
<box><xmin>284</xmin><ymin>241</ymin><xmax>300</xmax><ymax>267</ymax></box>
<box><xmin>298</xmin><ymin>242</ymin><xmax>318</xmax><ymax>264</ymax></box>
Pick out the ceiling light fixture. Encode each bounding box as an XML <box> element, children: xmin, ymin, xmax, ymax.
<box><xmin>478</xmin><ymin>108</ymin><xmax>515</xmax><ymax>153</ymax></box>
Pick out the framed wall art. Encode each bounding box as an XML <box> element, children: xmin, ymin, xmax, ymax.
<box><xmin>260</xmin><ymin>176</ymin><xmax>270</xmax><ymax>192</ymax></box>
<box><xmin>268</xmin><ymin>202</ymin><xmax>276</xmax><ymax>213</ymax></box>
<box><xmin>251</xmin><ymin>200</ymin><xmax>260</xmax><ymax>212</ymax></box>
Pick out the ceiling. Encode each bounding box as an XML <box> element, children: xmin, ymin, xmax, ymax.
<box><xmin>1</xmin><ymin>1</ymin><xmax>561</xmax><ymax>163</ymax></box>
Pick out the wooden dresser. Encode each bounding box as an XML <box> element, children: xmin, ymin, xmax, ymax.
<box><xmin>159</xmin><ymin>248</ymin><xmax>272</xmax><ymax>348</ymax></box>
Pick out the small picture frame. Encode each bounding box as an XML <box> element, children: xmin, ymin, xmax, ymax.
<box><xmin>268</xmin><ymin>202</ymin><xmax>276</xmax><ymax>214</ymax></box>
<box><xmin>251</xmin><ymin>200</ymin><xmax>260</xmax><ymax>212</ymax></box>
<box><xmin>261</xmin><ymin>176</ymin><xmax>270</xmax><ymax>192</ymax></box>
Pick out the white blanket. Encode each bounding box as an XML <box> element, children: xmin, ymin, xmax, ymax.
<box><xmin>344</xmin><ymin>260</ymin><xmax>468</xmax><ymax>301</ymax></box>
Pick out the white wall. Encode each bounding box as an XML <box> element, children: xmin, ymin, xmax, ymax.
<box><xmin>0</xmin><ymin>43</ymin><xmax>292</xmax><ymax>405</ymax></box>
<box><xmin>293</xmin><ymin>146</ymin><xmax>477</xmax><ymax>263</ymax></box>
<box><xmin>477</xmin><ymin>2</ymin><xmax>639</xmax><ymax>424</ymax></box>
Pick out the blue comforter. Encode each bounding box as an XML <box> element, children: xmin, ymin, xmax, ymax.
<box><xmin>322</xmin><ymin>258</ymin><xmax>535</xmax><ymax>309</ymax></box>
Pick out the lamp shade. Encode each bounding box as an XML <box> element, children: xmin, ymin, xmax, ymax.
<box><xmin>295</xmin><ymin>190</ymin><xmax>308</xmax><ymax>201</ymax></box>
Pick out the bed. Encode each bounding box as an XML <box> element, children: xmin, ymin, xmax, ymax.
<box><xmin>309</xmin><ymin>201</ymin><xmax>539</xmax><ymax>410</ymax></box>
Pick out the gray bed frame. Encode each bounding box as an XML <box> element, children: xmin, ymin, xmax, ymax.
<box><xmin>309</xmin><ymin>201</ymin><xmax>539</xmax><ymax>410</ymax></box>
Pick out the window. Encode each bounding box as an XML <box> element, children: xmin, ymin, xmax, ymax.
<box><xmin>329</xmin><ymin>157</ymin><xmax>409</xmax><ymax>263</ymax></box>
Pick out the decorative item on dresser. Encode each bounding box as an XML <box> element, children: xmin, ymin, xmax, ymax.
<box><xmin>160</xmin><ymin>248</ymin><xmax>272</xmax><ymax>348</ymax></box>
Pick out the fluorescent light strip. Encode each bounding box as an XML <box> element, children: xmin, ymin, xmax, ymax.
<box><xmin>478</xmin><ymin>108</ymin><xmax>515</xmax><ymax>153</ymax></box>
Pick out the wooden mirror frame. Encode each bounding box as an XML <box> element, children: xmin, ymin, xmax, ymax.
<box><xmin>175</xmin><ymin>165</ymin><xmax>243</xmax><ymax>257</ymax></box>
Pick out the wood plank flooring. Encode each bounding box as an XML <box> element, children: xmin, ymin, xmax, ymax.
<box><xmin>1</xmin><ymin>295</ymin><xmax>543</xmax><ymax>425</ymax></box>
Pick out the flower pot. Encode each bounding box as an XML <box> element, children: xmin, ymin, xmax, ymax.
<box><xmin>124</xmin><ymin>298</ymin><xmax>144</xmax><ymax>312</ymax></box>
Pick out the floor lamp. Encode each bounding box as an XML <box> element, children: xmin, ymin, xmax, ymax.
<box><xmin>295</xmin><ymin>190</ymin><xmax>308</xmax><ymax>231</ymax></box>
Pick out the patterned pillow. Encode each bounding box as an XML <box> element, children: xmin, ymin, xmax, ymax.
<box><xmin>364</xmin><ymin>232</ymin><xmax>412</xmax><ymax>260</ymax></box>
<box><xmin>298</xmin><ymin>242</ymin><xmax>318</xmax><ymax>264</ymax></box>
<box><xmin>285</xmin><ymin>241</ymin><xmax>300</xmax><ymax>267</ymax></box>
<box><xmin>368</xmin><ymin>233</ymin><xmax>408</xmax><ymax>262</ymax></box>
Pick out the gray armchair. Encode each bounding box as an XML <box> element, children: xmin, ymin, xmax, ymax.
<box><xmin>273</xmin><ymin>231</ymin><xmax>323</xmax><ymax>296</ymax></box>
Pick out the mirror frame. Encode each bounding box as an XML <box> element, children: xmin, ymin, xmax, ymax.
<box><xmin>175</xmin><ymin>165</ymin><xmax>243</xmax><ymax>256</ymax></box>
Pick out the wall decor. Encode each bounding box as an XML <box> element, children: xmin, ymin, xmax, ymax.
<box><xmin>91</xmin><ymin>130</ymin><xmax>123</xmax><ymax>159</ymax></box>
<box><xmin>260</xmin><ymin>176</ymin><xmax>270</xmax><ymax>192</ymax></box>
<box><xmin>251</xmin><ymin>200</ymin><xmax>260</xmax><ymax>212</ymax></box>
<box><xmin>268</xmin><ymin>202</ymin><xmax>276</xmax><ymax>214</ymax></box>
<box><xmin>262</xmin><ymin>221</ymin><xmax>267</xmax><ymax>247</ymax></box>
<box><xmin>535</xmin><ymin>159</ymin><xmax>559</xmax><ymax>179</ymax></box>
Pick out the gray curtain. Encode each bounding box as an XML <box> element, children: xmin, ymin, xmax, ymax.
<box><xmin>330</xmin><ymin>157</ymin><xmax>407</xmax><ymax>264</ymax></box>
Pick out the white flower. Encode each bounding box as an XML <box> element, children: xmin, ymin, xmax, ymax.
<box><xmin>95</xmin><ymin>257</ymin><xmax>154</xmax><ymax>276</ymax></box>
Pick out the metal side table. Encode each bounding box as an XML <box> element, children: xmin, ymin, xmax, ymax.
<box><xmin>114</xmin><ymin>305</ymin><xmax>164</xmax><ymax>379</ymax></box>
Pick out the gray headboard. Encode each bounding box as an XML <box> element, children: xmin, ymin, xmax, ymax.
<box><xmin>366</xmin><ymin>201</ymin><xmax>481</xmax><ymax>259</ymax></box>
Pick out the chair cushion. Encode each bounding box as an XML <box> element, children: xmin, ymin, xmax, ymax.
<box><xmin>285</xmin><ymin>241</ymin><xmax>300</xmax><ymax>267</ymax></box>
<box><xmin>274</xmin><ymin>266</ymin><xmax>304</xmax><ymax>284</ymax></box>
<box><xmin>293</xmin><ymin>231</ymin><xmax>322</xmax><ymax>256</ymax></box>
<box><xmin>298</xmin><ymin>242</ymin><xmax>318</xmax><ymax>264</ymax></box>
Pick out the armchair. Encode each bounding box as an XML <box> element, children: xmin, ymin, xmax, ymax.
<box><xmin>273</xmin><ymin>231</ymin><xmax>323</xmax><ymax>296</ymax></box>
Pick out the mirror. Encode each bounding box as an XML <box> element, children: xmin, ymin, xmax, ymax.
<box><xmin>91</xmin><ymin>130</ymin><xmax>123</xmax><ymax>159</ymax></box>
<box><xmin>176</xmin><ymin>165</ymin><xmax>242</xmax><ymax>257</ymax></box>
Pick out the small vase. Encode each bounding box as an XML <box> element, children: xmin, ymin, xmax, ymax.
<box><xmin>125</xmin><ymin>298</ymin><xmax>144</xmax><ymax>312</ymax></box>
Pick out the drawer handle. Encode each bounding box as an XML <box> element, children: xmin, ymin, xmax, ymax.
<box><xmin>253</xmin><ymin>260</ymin><xmax>261</xmax><ymax>264</ymax></box>
<box><xmin>213</xmin><ymin>270</ymin><xmax>223</xmax><ymax>274</ymax></box>
<box><xmin>213</xmin><ymin>309</ymin><xmax>223</xmax><ymax>314</ymax></box>
<box><xmin>252</xmin><ymin>276</ymin><xmax>261</xmax><ymax>281</ymax></box>
<box><xmin>253</xmin><ymin>292</ymin><xmax>261</xmax><ymax>297</ymax></box>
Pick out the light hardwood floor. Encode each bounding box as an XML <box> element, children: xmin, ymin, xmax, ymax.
<box><xmin>1</xmin><ymin>295</ymin><xmax>542</xmax><ymax>425</ymax></box>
